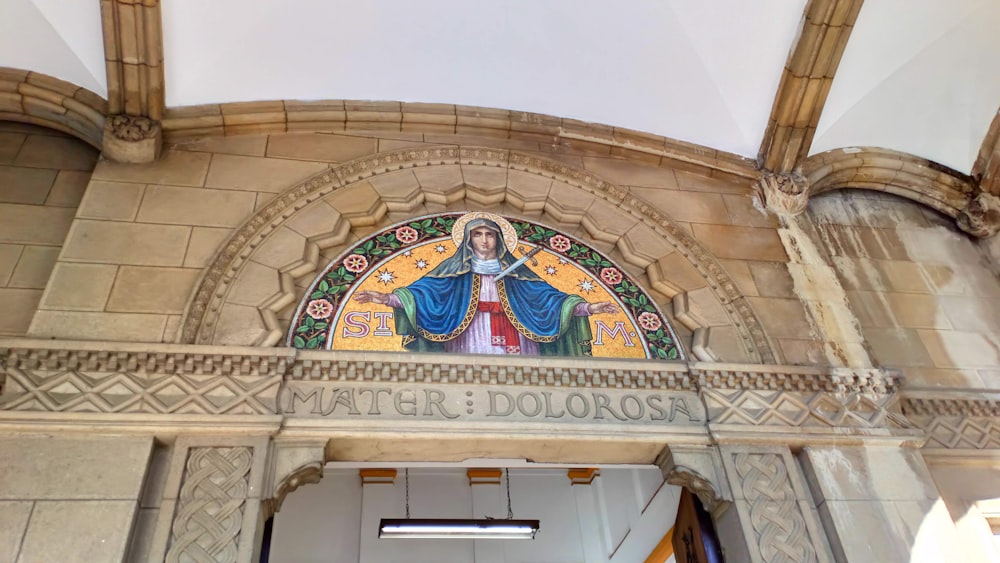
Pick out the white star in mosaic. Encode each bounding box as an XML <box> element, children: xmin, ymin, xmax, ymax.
<box><xmin>377</xmin><ymin>269</ymin><xmax>396</xmax><ymax>285</ymax></box>
<box><xmin>577</xmin><ymin>279</ymin><xmax>595</xmax><ymax>293</ymax></box>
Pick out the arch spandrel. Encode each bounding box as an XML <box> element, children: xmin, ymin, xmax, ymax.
<box><xmin>181</xmin><ymin>146</ymin><xmax>776</xmax><ymax>364</ymax></box>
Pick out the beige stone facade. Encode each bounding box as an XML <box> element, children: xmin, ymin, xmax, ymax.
<box><xmin>0</xmin><ymin>2</ymin><xmax>998</xmax><ymax>558</ymax></box>
<box><xmin>0</xmin><ymin>119</ymin><xmax>996</xmax><ymax>562</ymax></box>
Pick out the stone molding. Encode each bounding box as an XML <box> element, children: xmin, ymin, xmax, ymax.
<box><xmin>702</xmin><ymin>388</ymin><xmax>909</xmax><ymax>431</ymax></box>
<box><xmin>802</xmin><ymin>147</ymin><xmax>986</xmax><ymax>235</ymax></box>
<box><xmin>753</xmin><ymin>170</ymin><xmax>810</xmax><ymax>217</ymax></box>
<box><xmin>166</xmin><ymin>446</ymin><xmax>253</xmax><ymax>563</ymax></box>
<box><xmin>0</xmin><ymin>67</ymin><xmax>107</xmax><ymax>148</ymax></box>
<box><xmin>0</xmin><ymin>339</ymin><xmax>929</xmax><ymax>444</ymax></box>
<box><xmin>162</xmin><ymin>100</ymin><xmax>758</xmax><ymax>180</ymax></box>
<box><xmin>181</xmin><ymin>146</ymin><xmax>777</xmax><ymax>364</ymax></box>
<box><xmin>0</xmin><ymin>339</ymin><xmax>289</xmax><ymax>416</ymax></box>
<box><xmin>759</xmin><ymin>0</ymin><xmax>863</xmax><ymax>173</ymax></box>
<box><xmin>903</xmin><ymin>395</ymin><xmax>1000</xmax><ymax>451</ymax></box>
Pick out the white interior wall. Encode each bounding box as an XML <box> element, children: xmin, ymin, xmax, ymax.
<box><xmin>269</xmin><ymin>466</ymin><xmax>680</xmax><ymax>563</ymax></box>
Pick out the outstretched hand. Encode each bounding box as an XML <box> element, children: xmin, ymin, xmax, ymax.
<box><xmin>587</xmin><ymin>301</ymin><xmax>619</xmax><ymax>315</ymax></box>
<box><xmin>354</xmin><ymin>290</ymin><xmax>391</xmax><ymax>305</ymax></box>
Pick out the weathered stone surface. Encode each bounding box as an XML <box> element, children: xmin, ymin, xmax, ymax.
<box><xmin>17</xmin><ymin>500</ymin><xmax>138</xmax><ymax>563</ymax></box>
<box><xmin>0</xmin><ymin>436</ymin><xmax>152</xmax><ymax>499</ymax></box>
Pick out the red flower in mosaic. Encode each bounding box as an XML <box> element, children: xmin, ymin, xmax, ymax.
<box><xmin>343</xmin><ymin>254</ymin><xmax>369</xmax><ymax>273</ymax></box>
<box><xmin>600</xmin><ymin>267</ymin><xmax>623</xmax><ymax>285</ymax></box>
<box><xmin>305</xmin><ymin>299</ymin><xmax>334</xmax><ymax>320</ymax></box>
<box><xmin>395</xmin><ymin>226</ymin><xmax>419</xmax><ymax>244</ymax></box>
<box><xmin>637</xmin><ymin>312</ymin><xmax>662</xmax><ymax>332</ymax></box>
<box><xmin>549</xmin><ymin>234</ymin><xmax>571</xmax><ymax>252</ymax></box>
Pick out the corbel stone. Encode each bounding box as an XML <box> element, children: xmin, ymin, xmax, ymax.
<box><xmin>100</xmin><ymin>0</ymin><xmax>164</xmax><ymax>163</ymax></box>
<box><xmin>752</xmin><ymin>170</ymin><xmax>810</xmax><ymax>217</ymax></box>
<box><xmin>956</xmin><ymin>192</ymin><xmax>1000</xmax><ymax>238</ymax></box>
<box><xmin>261</xmin><ymin>439</ymin><xmax>327</xmax><ymax>517</ymax></box>
<box><xmin>657</xmin><ymin>444</ymin><xmax>732</xmax><ymax>516</ymax></box>
<box><xmin>102</xmin><ymin>114</ymin><xmax>162</xmax><ymax>163</ymax></box>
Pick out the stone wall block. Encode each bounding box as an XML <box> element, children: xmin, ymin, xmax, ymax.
<box><xmin>0</xmin><ymin>501</ymin><xmax>33</xmax><ymax>563</ymax></box>
<box><xmin>17</xmin><ymin>500</ymin><xmax>139</xmax><ymax>563</ymax></box>
<box><xmin>0</xmin><ymin>436</ymin><xmax>153</xmax><ymax>500</ymax></box>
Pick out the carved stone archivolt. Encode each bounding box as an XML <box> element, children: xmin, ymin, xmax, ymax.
<box><xmin>167</xmin><ymin>446</ymin><xmax>253</xmax><ymax>563</ymax></box>
<box><xmin>181</xmin><ymin>146</ymin><xmax>777</xmax><ymax>364</ymax></box>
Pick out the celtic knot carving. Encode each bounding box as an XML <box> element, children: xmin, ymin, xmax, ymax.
<box><xmin>734</xmin><ymin>453</ymin><xmax>816</xmax><ymax>563</ymax></box>
<box><xmin>167</xmin><ymin>447</ymin><xmax>253</xmax><ymax>563</ymax></box>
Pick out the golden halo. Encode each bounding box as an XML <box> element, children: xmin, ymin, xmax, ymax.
<box><xmin>452</xmin><ymin>212</ymin><xmax>519</xmax><ymax>252</ymax></box>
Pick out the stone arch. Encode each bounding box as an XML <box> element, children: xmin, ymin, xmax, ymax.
<box><xmin>181</xmin><ymin>146</ymin><xmax>777</xmax><ymax>363</ymax></box>
<box><xmin>802</xmin><ymin>147</ymin><xmax>976</xmax><ymax>223</ymax></box>
<box><xmin>0</xmin><ymin>68</ymin><xmax>107</xmax><ymax>149</ymax></box>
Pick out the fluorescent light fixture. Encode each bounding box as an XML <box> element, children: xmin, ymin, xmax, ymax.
<box><xmin>378</xmin><ymin>518</ymin><xmax>540</xmax><ymax>539</ymax></box>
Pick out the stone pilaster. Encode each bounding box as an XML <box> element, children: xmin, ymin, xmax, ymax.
<box><xmin>799</xmin><ymin>446</ymin><xmax>967</xmax><ymax>562</ymax></box>
<box><xmin>150</xmin><ymin>436</ymin><xmax>271</xmax><ymax>563</ymax></box>
<box><xmin>719</xmin><ymin>445</ymin><xmax>834</xmax><ymax>563</ymax></box>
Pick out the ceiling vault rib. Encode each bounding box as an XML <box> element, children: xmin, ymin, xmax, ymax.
<box><xmin>99</xmin><ymin>0</ymin><xmax>164</xmax><ymax>163</ymax></box>
<box><xmin>758</xmin><ymin>0</ymin><xmax>863</xmax><ymax>174</ymax></box>
<box><xmin>973</xmin><ymin>108</ymin><xmax>1000</xmax><ymax>197</ymax></box>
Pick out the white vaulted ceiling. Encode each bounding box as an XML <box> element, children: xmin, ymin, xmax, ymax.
<box><xmin>811</xmin><ymin>0</ymin><xmax>1000</xmax><ymax>173</ymax></box>
<box><xmin>0</xmin><ymin>0</ymin><xmax>106</xmax><ymax>95</ymax></box>
<box><xmin>2</xmin><ymin>0</ymin><xmax>1000</xmax><ymax>174</ymax></box>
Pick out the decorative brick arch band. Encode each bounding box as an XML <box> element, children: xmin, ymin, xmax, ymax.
<box><xmin>181</xmin><ymin>146</ymin><xmax>777</xmax><ymax>363</ymax></box>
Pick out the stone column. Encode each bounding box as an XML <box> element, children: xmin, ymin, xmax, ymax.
<box><xmin>718</xmin><ymin>445</ymin><xmax>834</xmax><ymax>563</ymax></box>
<box><xmin>799</xmin><ymin>446</ymin><xmax>967</xmax><ymax>562</ymax></box>
<box><xmin>99</xmin><ymin>0</ymin><xmax>164</xmax><ymax>162</ymax></box>
<box><xmin>148</xmin><ymin>435</ymin><xmax>271</xmax><ymax>563</ymax></box>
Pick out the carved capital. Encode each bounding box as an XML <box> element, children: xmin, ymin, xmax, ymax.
<box><xmin>753</xmin><ymin>170</ymin><xmax>810</xmax><ymax>216</ymax></box>
<box><xmin>956</xmin><ymin>192</ymin><xmax>1000</xmax><ymax>238</ymax></box>
<box><xmin>102</xmin><ymin>114</ymin><xmax>162</xmax><ymax>163</ymax></box>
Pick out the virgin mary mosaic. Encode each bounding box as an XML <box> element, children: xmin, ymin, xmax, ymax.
<box><xmin>289</xmin><ymin>212</ymin><xmax>682</xmax><ymax>360</ymax></box>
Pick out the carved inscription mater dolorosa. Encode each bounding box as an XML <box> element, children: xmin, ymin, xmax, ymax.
<box><xmin>280</xmin><ymin>382</ymin><xmax>703</xmax><ymax>426</ymax></box>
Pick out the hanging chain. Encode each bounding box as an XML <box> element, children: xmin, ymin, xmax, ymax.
<box><xmin>405</xmin><ymin>468</ymin><xmax>410</xmax><ymax>519</ymax></box>
<box><xmin>505</xmin><ymin>468</ymin><xmax>513</xmax><ymax>520</ymax></box>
